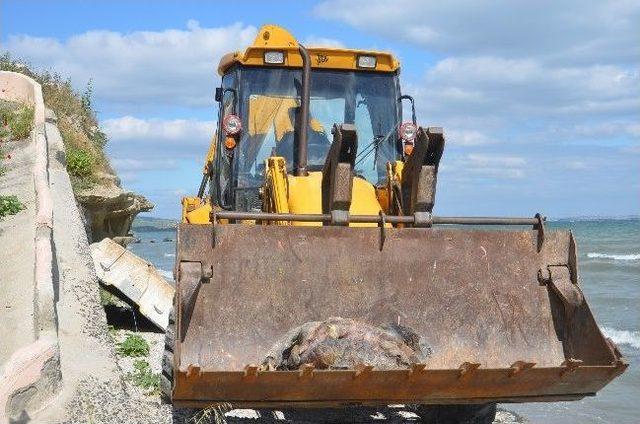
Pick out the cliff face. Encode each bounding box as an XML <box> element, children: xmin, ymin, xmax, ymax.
<box><xmin>75</xmin><ymin>181</ymin><xmax>153</xmax><ymax>242</ymax></box>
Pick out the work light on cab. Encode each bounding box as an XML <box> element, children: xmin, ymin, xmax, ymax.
<box><xmin>400</xmin><ymin>122</ymin><xmax>418</xmax><ymax>155</ymax></box>
<box><xmin>357</xmin><ymin>55</ymin><xmax>377</xmax><ymax>69</ymax></box>
<box><xmin>223</xmin><ymin>114</ymin><xmax>242</xmax><ymax>135</ymax></box>
<box><xmin>264</xmin><ymin>51</ymin><xmax>285</xmax><ymax>64</ymax></box>
<box><xmin>399</xmin><ymin>121</ymin><xmax>418</xmax><ymax>142</ymax></box>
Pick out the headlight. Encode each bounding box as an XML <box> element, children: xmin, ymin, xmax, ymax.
<box><xmin>223</xmin><ymin>114</ymin><xmax>242</xmax><ymax>135</ymax></box>
<box><xmin>357</xmin><ymin>55</ymin><xmax>377</xmax><ymax>69</ymax></box>
<box><xmin>399</xmin><ymin>122</ymin><xmax>417</xmax><ymax>142</ymax></box>
<box><xmin>264</xmin><ymin>51</ymin><xmax>285</xmax><ymax>64</ymax></box>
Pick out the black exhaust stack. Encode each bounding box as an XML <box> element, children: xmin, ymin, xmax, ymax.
<box><xmin>295</xmin><ymin>45</ymin><xmax>311</xmax><ymax>176</ymax></box>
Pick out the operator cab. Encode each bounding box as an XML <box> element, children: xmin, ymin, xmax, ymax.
<box><xmin>212</xmin><ymin>25</ymin><xmax>414</xmax><ymax>212</ymax></box>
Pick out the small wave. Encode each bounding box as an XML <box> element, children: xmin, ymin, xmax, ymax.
<box><xmin>587</xmin><ymin>253</ymin><xmax>640</xmax><ymax>261</ymax></box>
<box><xmin>164</xmin><ymin>253</ymin><xmax>175</xmax><ymax>257</ymax></box>
<box><xmin>158</xmin><ymin>269</ymin><xmax>173</xmax><ymax>280</ymax></box>
<box><xmin>602</xmin><ymin>327</ymin><xmax>640</xmax><ymax>349</ymax></box>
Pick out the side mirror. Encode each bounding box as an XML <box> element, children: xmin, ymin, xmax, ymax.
<box><xmin>215</xmin><ymin>87</ymin><xmax>223</xmax><ymax>102</ymax></box>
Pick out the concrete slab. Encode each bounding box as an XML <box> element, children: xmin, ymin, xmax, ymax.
<box><xmin>91</xmin><ymin>238</ymin><xmax>175</xmax><ymax>331</ymax></box>
<box><xmin>0</xmin><ymin>136</ymin><xmax>37</xmax><ymax>365</ymax></box>
<box><xmin>32</xmin><ymin>121</ymin><xmax>122</xmax><ymax>423</ymax></box>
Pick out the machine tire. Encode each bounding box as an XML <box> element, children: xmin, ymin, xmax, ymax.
<box><xmin>415</xmin><ymin>403</ymin><xmax>497</xmax><ymax>424</ymax></box>
<box><xmin>161</xmin><ymin>306</ymin><xmax>175</xmax><ymax>404</ymax></box>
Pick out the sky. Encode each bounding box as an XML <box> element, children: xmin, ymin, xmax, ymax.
<box><xmin>1</xmin><ymin>0</ymin><xmax>638</xmax><ymax>218</ymax></box>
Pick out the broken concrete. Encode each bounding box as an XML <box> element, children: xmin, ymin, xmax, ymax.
<box><xmin>91</xmin><ymin>238</ymin><xmax>175</xmax><ymax>331</ymax></box>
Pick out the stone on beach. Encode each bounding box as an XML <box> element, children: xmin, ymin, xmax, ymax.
<box><xmin>261</xmin><ymin>317</ymin><xmax>432</xmax><ymax>371</ymax></box>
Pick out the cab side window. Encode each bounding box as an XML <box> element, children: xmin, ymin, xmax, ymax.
<box><xmin>213</xmin><ymin>70</ymin><xmax>238</xmax><ymax>208</ymax></box>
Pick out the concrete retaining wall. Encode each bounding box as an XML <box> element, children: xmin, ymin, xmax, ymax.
<box><xmin>0</xmin><ymin>70</ymin><xmax>120</xmax><ymax>423</ymax></box>
<box><xmin>0</xmin><ymin>71</ymin><xmax>60</xmax><ymax>423</ymax></box>
<box><xmin>0</xmin><ymin>71</ymin><xmax>45</xmax><ymax>126</ymax></box>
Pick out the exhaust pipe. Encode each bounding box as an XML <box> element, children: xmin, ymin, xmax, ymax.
<box><xmin>295</xmin><ymin>44</ymin><xmax>311</xmax><ymax>176</ymax></box>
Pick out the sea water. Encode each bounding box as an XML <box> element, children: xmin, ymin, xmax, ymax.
<box><xmin>129</xmin><ymin>218</ymin><xmax>639</xmax><ymax>423</ymax></box>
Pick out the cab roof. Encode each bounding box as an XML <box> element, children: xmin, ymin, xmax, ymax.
<box><xmin>217</xmin><ymin>25</ymin><xmax>400</xmax><ymax>76</ymax></box>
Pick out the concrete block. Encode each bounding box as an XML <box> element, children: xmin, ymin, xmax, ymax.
<box><xmin>91</xmin><ymin>238</ymin><xmax>175</xmax><ymax>330</ymax></box>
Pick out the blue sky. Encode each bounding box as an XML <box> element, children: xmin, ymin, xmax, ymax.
<box><xmin>2</xmin><ymin>0</ymin><xmax>638</xmax><ymax>218</ymax></box>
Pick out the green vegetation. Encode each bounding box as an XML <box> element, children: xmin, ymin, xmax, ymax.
<box><xmin>116</xmin><ymin>334</ymin><xmax>150</xmax><ymax>357</ymax></box>
<box><xmin>0</xmin><ymin>195</ymin><xmax>24</xmax><ymax>219</ymax></box>
<box><xmin>0</xmin><ymin>146</ymin><xmax>6</xmax><ymax>177</ymax></box>
<box><xmin>128</xmin><ymin>359</ymin><xmax>160</xmax><ymax>395</ymax></box>
<box><xmin>0</xmin><ymin>102</ymin><xmax>34</xmax><ymax>140</ymax></box>
<box><xmin>99</xmin><ymin>287</ymin><xmax>119</xmax><ymax>307</ymax></box>
<box><xmin>66</xmin><ymin>148</ymin><xmax>94</xmax><ymax>178</ymax></box>
<box><xmin>106</xmin><ymin>325</ymin><xmax>117</xmax><ymax>338</ymax></box>
<box><xmin>8</xmin><ymin>107</ymin><xmax>34</xmax><ymax>139</ymax></box>
<box><xmin>0</xmin><ymin>53</ymin><xmax>112</xmax><ymax>191</ymax></box>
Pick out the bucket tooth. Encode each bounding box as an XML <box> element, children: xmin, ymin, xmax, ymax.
<box><xmin>408</xmin><ymin>363</ymin><xmax>426</xmax><ymax>378</ymax></box>
<box><xmin>244</xmin><ymin>364</ymin><xmax>259</xmax><ymax>378</ymax></box>
<box><xmin>560</xmin><ymin>358</ymin><xmax>583</xmax><ymax>377</ymax></box>
<box><xmin>298</xmin><ymin>364</ymin><xmax>315</xmax><ymax>379</ymax></box>
<box><xmin>186</xmin><ymin>364</ymin><xmax>201</xmax><ymax>378</ymax></box>
<box><xmin>458</xmin><ymin>362</ymin><xmax>481</xmax><ymax>379</ymax></box>
<box><xmin>353</xmin><ymin>364</ymin><xmax>374</xmax><ymax>378</ymax></box>
<box><xmin>508</xmin><ymin>361</ymin><xmax>536</xmax><ymax>377</ymax></box>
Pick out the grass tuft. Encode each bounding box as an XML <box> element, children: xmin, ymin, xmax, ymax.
<box><xmin>0</xmin><ymin>104</ymin><xmax>34</xmax><ymax>140</ymax></box>
<box><xmin>128</xmin><ymin>359</ymin><xmax>160</xmax><ymax>395</ymax></box>
<box><xmin>9</xmin><ymin>107</ymin><xmax>34</xmax><ymax>139</ymax></box>
<box><xmin>66</xmin><ymin>148</ymin><xmax>94</xmax><ymax>178</ymax></box>
<box><xmin>116</xmin><ymin>334</ymin><xmax>150</xmax><ymax>357</ymax></box>
<box><xmin>0</xmin><ymin>195</ymin><xmax>25</xmax><ymax>219</ymax></box>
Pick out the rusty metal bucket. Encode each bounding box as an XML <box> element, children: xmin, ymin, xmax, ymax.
<box><xmin>171</xmin><ymin>223</ymin><xmax>626</xmax><ymax>408</ymax></box>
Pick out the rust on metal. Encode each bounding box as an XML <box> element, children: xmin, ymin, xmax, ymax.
<box><xmin>186</xmin><ymin>364</ymin><xmax>201</xmax><ymax>378</ymax></box>
<box><xmin>458</xmin><ymin>362</ymin><xmax>481</xmax><ymax>380</ymax></box>
<box><xmin>299</xmin><ymin>364</ymin><xmax>315</xmax><ymax>379</ymax></box>
<box><xmin>560</xmin><ymin>358</ymin><xmax>583</xmax><ymax>377</ymax></box>
<box><xmin>172</xmin><ymin>223</ymin><xmax>627</xmax><ymax>407</ymax></box>
<box><xmin>509</xmin><ymin>361</ymin><xmax>536</xmax><ymax>377</ymax></box>
<box><xmin>244</xmin><ymin>365</ymin><xmax>259</xmax><ymax>378</ymax></box>
<box><xmin>409</xmin><ymin>363</ymin><xmax>427</xmax><ymax>378</ymax></box>
<box><xmin>353</xmin><ymin>365</ymin><xmax>374</xmax><ymax>379</ymax></box>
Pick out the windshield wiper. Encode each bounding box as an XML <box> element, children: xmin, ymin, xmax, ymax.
<box><xmin>355</xmin><ymin>134</ymin><xmax>385</xmax><ymax>169</ymax></box>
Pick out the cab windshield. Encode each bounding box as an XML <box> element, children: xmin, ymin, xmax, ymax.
<box><xmin>234</xmin><ymin>67</ymin><xmax>401</xmax><ymax>194</ymax></box>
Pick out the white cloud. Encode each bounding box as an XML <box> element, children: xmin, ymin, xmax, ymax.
<box><xmin>446</xmin><ymin>129</ymin><xmax>494</xmax><ymax>146</ymax></box>
<box><xmin>416</xmin><ymin>57</ymin><xmax>639</xmax><ymax>119</ymax></box>
<box><xmin>441</xmin><ymin>153</ymin><xmax>527</xmax><ymax>180</ymax></box>
<box><xmin>2</xmin><ymin>21</ymin><xmax>257</xmax><ymax>108</ymax></box>
<box><xmin>302</xmin><ymin>36</ymin><xmax>344</xmax><ymax>48</ymax></box>
<box><xmin>314</xmin><ymin>0</ymin><xmax>640</xmax><ymax>64</ymax></box>
<box><xmin>103</xmin><ymin>116</ymin><xmax>214</xmax><ymax>147</ymax></box>
<box><xmin>111</xmin><ymin>158</ymin><xmax>179</xmax><ymax>172</ymax></box>
<box><xmin>466</xmin><ymin>154</ymin><xmax>525</xmax><ymax>168</ymax></box>
<box><xmin>103</xmin><ymin>116</ymin><xmax>215</xmax><ymax>181</ymax></box>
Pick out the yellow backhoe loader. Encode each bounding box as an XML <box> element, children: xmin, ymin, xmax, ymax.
<box><xmin>163</xmin><ymin>25</ymin><xmax>627</xmax><ymax>418</ymax></box>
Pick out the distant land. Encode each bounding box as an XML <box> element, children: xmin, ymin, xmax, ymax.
<box><xmin>132</xmin><ymin>215</ymin><xmax>177</xmax><ymax>232</ymax></box>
